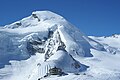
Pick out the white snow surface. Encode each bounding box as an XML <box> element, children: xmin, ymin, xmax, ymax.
<box><xmin>0</xmin><ymin>11</ymin><xmax>120</xmax><ymax>80</ymax></box>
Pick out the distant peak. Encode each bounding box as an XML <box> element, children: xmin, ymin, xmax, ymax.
<box><xmin>111</xmin><ymin>34</ymin><xmax>120</xmax><ymax>38</ymax></box>
<box><xmin>103</xmin><ymin>34</ymin><xmax>120</xmax><ymax>38</ymax></box>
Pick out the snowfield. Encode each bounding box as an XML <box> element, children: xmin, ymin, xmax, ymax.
<box><xmin>0</xmin><ymin>11</ymin><xmax>120</xmax><ymax>80</ymax></box>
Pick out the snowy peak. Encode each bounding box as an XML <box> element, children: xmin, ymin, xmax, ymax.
<box><xmin>4</xmin><ymin>11</ymin><xmax>66</xmax><ymax>29</ymax></box>
<box><xmin>32</xmin><ymin>11</ymin><xmax>64</xmax><ymax>21</ymax></box>
<box><xmin>0</xmin><ymin>11</ymin><xmax>97</xmax><ymax>70</ymax></box>
<box><xmin>2</xmin><ymin>10</ymin><xmax>119</xmax><ymax>80</ymax></box>
<box><xmin>0</xmin><ymin>11</ymin><xmax>105</xmax><ymax>59</ymax></box>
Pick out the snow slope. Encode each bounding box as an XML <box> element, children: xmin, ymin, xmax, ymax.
<box><xmin>0</xmin><ymin>11</ymin><xmax>120</xmax><ymax>80</ymax></box>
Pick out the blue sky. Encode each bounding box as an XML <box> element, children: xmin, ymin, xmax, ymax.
<box><xmin>0</xmin><ymin>0</ymin><xmax>120</xmax><ymax>36</ymax></box>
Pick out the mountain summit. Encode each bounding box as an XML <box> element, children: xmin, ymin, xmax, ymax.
<box><xmin>4</xmin><ymin>11</ymin><xmax>65</xmax><ymax>29</ymax></box>
<box><xmin>0</xmin><ymin>11</ymin><xmax>120</xmax><ymax>80</ymax></box>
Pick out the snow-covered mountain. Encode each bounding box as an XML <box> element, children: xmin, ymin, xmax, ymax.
<box><xmin>0</xmin><ymin>11</ymin><xmax>120</xmax><ymax>80</ymax></box>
